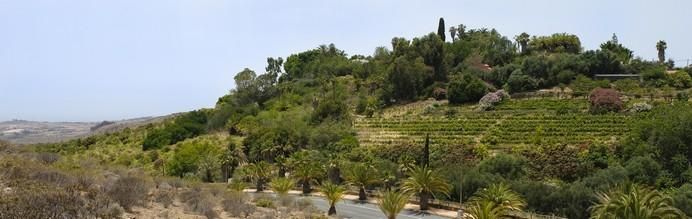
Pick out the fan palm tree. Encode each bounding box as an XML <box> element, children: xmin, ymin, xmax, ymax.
<box><xmin>320</xmin><ymin>182</ymin><xmax>345</xmax><ymax>216</ymax></box>
<box><xmin>515</xmin><ymin>32</ymin><xmax>531</xmax><ymax>54</ymax></box>
<box><xmin>468</xmin><ymin>183</ymin><xmax>525</xmax><ymax>212</ymax></box>
<box><xmin>656</xmin><ymin>40</ymin><xmax>667</xmax><ymax>63</ymax></box>
<box><xmin>377</xmin><ymin>189</ymin><xmax>412</xmax><ymax>219</ymax></box>
<box><xmin>401</xmin><ymin>166</ymin><xmax>451</xmax><ymax>210</ymax></box>
<box><xmin>245</xmin><ymin>161</ymin><xmax>273</xmax><ymax>192</ymax></box>
<box><xmin>589</xmin><ymin>183</ymin><xmax>685</xmax><ymax>219</ymax></box>
<box><xmin>270</xmin><ymin>177</ymin><xmax>295</xmax><ymax>196</ymax></box>
<box><xmin>343</xmin><ymin>163</ymin><xmax>380</xmax><ymax>201</ymax></box>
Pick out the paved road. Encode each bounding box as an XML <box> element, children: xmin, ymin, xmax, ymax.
<box><xmin>306</xmin><ymin>196</ymin><xmax>449</xmax><ymax>219</ymax></box>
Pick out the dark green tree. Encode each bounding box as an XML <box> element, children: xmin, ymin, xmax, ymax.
<box><xmin>447</xmin><ymin>73</ymin><xmax>487</xmax><ymax>104</ymax></box>
<box><xmin>437</xmin><ymin>17</ymin><xmax>446</xmax><ymax>42</ymax></box>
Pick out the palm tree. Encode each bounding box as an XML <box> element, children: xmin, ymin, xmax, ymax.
<box><xmin>515</xmin><ymin>32</ymin><xmax>531</xmax><ymax>54</ymax></box>
<box><xmin>468</xmin><ymin>183</ymin><xmax>525</xmax><ymax>212</ymax></box>
<box><xmin>401</xmin><ymin>166</ymin><xmax>451</xmax><ymax>210</ymax></box>
<box><xmin>466</xmin><ymin>200</ymin><xmax>505</xmax><ymax>219</ymax></box>
<box><xmin>343</xmin><ymin>163</ymin><xmax>380</xmax><ymax>201</ymax></box>
<box><xmin>656</xmin><ymin>40</ymin><xmax>667</xmax><ymax>63</ymax></box>
<box><xmin>270</xmin><ymin>177</ymin><xmax>295</xmax><ymax>196</ymax></box>
<box><xmin>378</xmin><ymin>189</ymin><xmax>412</xmax><ymax>219</ymax></box>
<box><xmin>590</xmin><ymin>183</ymin><xmax>685</xmax><ymax>219</ymax></box>
<box><xmin>245</xmin><ymin>161</ymin><xmax>273</xmax><ymax>192</ymax></box>
<box><xmin>320</xmin><ymin>182</ymin><xmax>345</xmax><ymax>216</ymax></box>
<box><xmin>288</xmin><ymin>150</ymin><xmax>324</xmax><ymax>195</ymax></box>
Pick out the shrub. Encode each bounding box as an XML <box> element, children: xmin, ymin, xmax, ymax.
<box><xmin>589</xmin><ymin>88</ymin><xmax>623</xmax><ymax>114</ymax></box>
<box><xmin>0</xmin><ymin>186</ymin><xmax>87</xmax><ymax>219</ymax></box>
<box><xmin>432</xmin><ymin>87</ymin><xmax>447</xmax><ymax>100</ymax></box>
<box><xmin>107</xmin><ymin>176</ymin><xmax>149</xmax><ymax>211</ymax></box>
<box><xmin>629</xmin><ymin>102</ymin><xmax>652</xmax><ymax>112</ymax></box>
<box><xmin>222</xmin><ymin>191</ymin><xmax>255</xmax><ymax>217</ymax></box>
<box><xmin>477</xmin><ymin>153</ymin><xmax>527</xmax><ymax>179</ymax></box>
<box><xmin>625</xmin><ymin>156</ymin><xmax>662</xmax><ymax>186</ymax></box>
<box><xmin>671</xmin><ymin>184</ymin><xmax>692</xmax><ymax>216</ymax></box>
<box><xmin>677</xmin><ymin>91</ymin><xmax>689</xmax><ymax>102</ymax></box>
<box><xmin>35</xmin><ymin>152</ymin><xmax>60</xmax><ymax>165</ymax></box>
<box><xmin>505</xmin><ymin>70</ymin><xmax>538</xmax><ymax>93</ymax></box>
<box><xmin>154</xmin><ymin>189</ymin><xmax>175</xmax><ymax>208</ymax></box>
<box><xmin>478</xmin><ymin>90</ymin><xmax>510</xmax><ymax>111</ymax></box>
<box><xmin>179</xmin><ymin>187</ymin><xmax>218</xmax><ymax>218</ymax></box>
<box><xmin>255</xmin><ymin>197</ymin><xmax>275</xmax><ymax>209</ymax></box>
<box><xmin>668</xmin><ymin>70</ymin><xmax>692</xmax><ymax>88</ymax></box>
<box><xmin>447</xmin><ymin>73</ymin><xmax>488</xmax><ymax>104</ymax></box>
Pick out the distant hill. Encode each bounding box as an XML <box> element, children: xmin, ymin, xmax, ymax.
<box><xmin>0</xmin><ymin>115</ymin><xmax>172</xmax><ymax>144</ymax></box>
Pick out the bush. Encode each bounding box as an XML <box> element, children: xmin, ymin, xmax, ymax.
<box><xmin>624</xmin><ymin>156</ymin><xmax>662</xmax><ymax>186</ymax></box>
<box><xmin>668</xmin><ymin>70</ymin><xmax>692</xmax><ymax>88</ymax></box>
<box><xmin>505</xmin><ymin>70</ymin><xmax>538</xmax><ymax>93</ymax></box>
<box><xmin>222</xmin><ymin>191</ymin><xmax>255</xmax><ymax>217</ymax></box>
<box><xmin>677</xmin><ymin>91</ymin><xmax>689</xmax><ymax>102</ymax></box>
<box><xmin>477</xmin><ymin>90</ymin><xmax>509</xmax><ymax>111</ymax></box>
<box><xmin>255</xmin><ymin>197</ymin><xmax>276</xmax><ymax>209</ymax></box>
<box><xmin>179</xmin><ymin>187</ymin><xmax>218</xmax><ymax>218</ymax></box>
<box><xmin>477</xmin><ymin>153</ymin><xmax>527</xmax><ymax>179</ymax></box>
<box><xmin>154</xmin><ymin>189</ymin><xmax>175</xmax><ymax>208</ymax></box>
<box><xmin>0</xmin><ymin>186</ymin><xmax>89</xmax><ymax>219</ymax></box>
<box><xmin>629</xmin><ymin>102</ymin><xmax>652</xmax><ymax>112</ymax></box>
<box><xmin>671</xmin><ymin>184</ymin><xmax>692</xmax><ymax>216</ymax></box>
<box><xmin>35</xmin><ymin>152</ymin><xmax>60</xmax><ymax>165</ymax></box>
<box><xmin>107</xmin><ymin>176</ymin><xmax>149</xmax><ymax>211</ymax></box>
<box><xmin>589</xmin><ymin>88</ymin><xmax>623</xmax><ymax>114</ymax></box>
<box><xmin>447</xmin><ymin>74</ymin><xmax>488</xmax><ymax>104</ymax></box>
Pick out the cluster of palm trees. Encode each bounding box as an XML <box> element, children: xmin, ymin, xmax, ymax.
<box><xmin>236</xmin><ymin>154</ymin><xmax>688</xmax><ymax>218</ymax></box>
<box><xmin>590</xmin><ymin>183</ymin><xmax>685</xmax><ymax>219</ymax></box>
<box><xmin>237</xmin><ymin>159</ymin><xmax>530</xmax><ymax>218</ymax></box>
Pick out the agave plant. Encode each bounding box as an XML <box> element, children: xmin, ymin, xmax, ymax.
<box><xmin>320</xmin><ymin>181</ymin><xmax>345</xmax><ymax>216</ymax></box>
<box><xmin>590</xmin><ymin>183</ymin><xmax>685</xmax><ymax>219</ymax></box>
<box><xmin>377</xmin><ymin>189</ymin><xmax>412</xmax><ymax>219</ymax></box>
<box><xmin>401</xmin><ymin>166</ymin><xmax>451</xmax><ymax>210</ymax></box>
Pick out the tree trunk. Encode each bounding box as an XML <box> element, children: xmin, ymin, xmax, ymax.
<box><xmin>328</xmin><ymin>205</ymin><xmax>337</xmax><ymax>215</ymax></box>
<box><xmin>419</xmin><ymin>191</ymin><xmax>430</xmax><ymax>210</ymax></box>
<box><xmin>302</xmin><ymin>181</ymin><xmax>311</xmax><ymax>195</ymax></box>
<box><xmin>358</xmin><ymin>187</ymin><xmax>367</xmax><ymax>201</ymax></box>
<box><xmin>256</xmin><ymin>180</ymin><xmax>264</xmax><ymax>192</ymax></box>
<box><xmin>278</xmin><ymin>167</ymin><xmax>286</xmax><ymax>178</ymax></box>
<box><xmin>328</xmin><ymin>166</ymin><xmax>341</xmax><ymax>184</ymax></box>
<box><xmin>205</xmin><ymin>169</ymin><xmax>213</xmax><ymax>183</ymax></box>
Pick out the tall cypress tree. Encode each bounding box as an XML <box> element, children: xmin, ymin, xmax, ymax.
<box><xmin>437</xmin><ymin>17</ymin><xmax>446</xmax><ymax>42</ymax></box>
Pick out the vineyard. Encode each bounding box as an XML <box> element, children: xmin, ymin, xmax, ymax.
<box><xmin>355</xmin><ymin>98</ymin><xmax>633</xmax><ymax>149</ymax></box>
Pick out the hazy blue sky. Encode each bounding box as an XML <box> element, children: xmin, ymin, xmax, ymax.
<box><xmin>1</xmin><ymin>0</ymin><xmax>690</xmax><ymax>122</ymax></box>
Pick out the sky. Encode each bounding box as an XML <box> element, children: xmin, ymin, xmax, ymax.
<box><xmin>1</xmin><ymin>0</ymin><xmax>691</xmax><ymax>122</ymax></box>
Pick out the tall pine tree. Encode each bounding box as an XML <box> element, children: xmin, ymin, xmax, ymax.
<box><xmin>437</xmin><ymin>18</ymin><xmax>446</xmax><ymax>42</ymax></box>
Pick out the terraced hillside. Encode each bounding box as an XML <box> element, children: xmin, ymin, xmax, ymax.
<box><xmin>355</xmin><ymin>98</ymin><xmax>633</xmax><ymax>149</ymax></box>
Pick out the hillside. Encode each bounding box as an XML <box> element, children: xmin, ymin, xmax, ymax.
<box><xmin>0</xmin><ymin>115</ymin><xmax>172</xmax><ymax>144</ymax></box>
<box><xmin>356</xmin><ymin>98</ymin><xmax>632</xmax><ymax>149</ymax></box>
<box><xmin>9</xmin><ymin>20</ymin><xmax>692</xmax><ymax>219</ymax></box>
